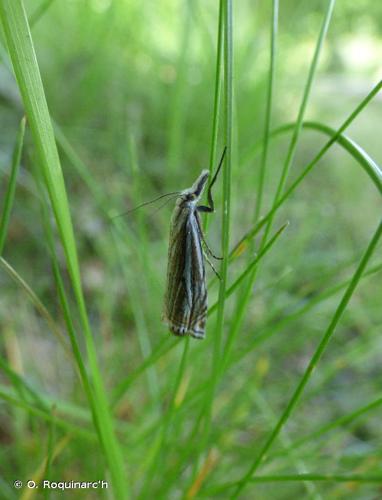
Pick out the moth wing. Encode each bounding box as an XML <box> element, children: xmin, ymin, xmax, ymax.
<box><xmin>163</xmin><ymin>210</ymin><xmax>207</xmax><ymax>338</ymax></box>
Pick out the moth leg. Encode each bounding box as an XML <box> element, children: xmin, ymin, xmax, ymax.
<box><xmin>195</xmin><ymin>208</ymin><xmax>223</xmax><ymax>260</ymax></box>
<box><xmin>203</xmin><ymin>249</ymin><xmax>221</xmax><ymax>280</ymax></box>
<box><xmin>197</xmin><ymin>204</ymin><xmax>213</xmax><ymax>213</ymax></box>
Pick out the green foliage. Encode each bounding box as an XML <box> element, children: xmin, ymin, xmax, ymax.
<box><xmin>0</xmin><ymin>0</ymin><xmax>381</xmax><ymax>498</ymax></box>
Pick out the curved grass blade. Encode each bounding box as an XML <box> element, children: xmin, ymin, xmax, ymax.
<box><xmin>232</xmin><ymin>217</ymin><xmax>382</xmax><ymax>498</ymax></box>
<box><xmin>231</xmin><ymin>80</ymin><xmax>382</xmax><ymax>258</ymax></box>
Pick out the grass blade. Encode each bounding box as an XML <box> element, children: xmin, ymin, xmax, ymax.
<box><xmin>232</xmin><ymin>217</ymin><xmax>382</xmax><ymax>497</ymax></box>
<box><xmin>231</xmin><ymin>80</ymin><xmax>382</xmax><ymax>257</ymax></box>
<box><xmin>0</xmin><ymin>116</ymin><xmax>25</xmax><ymax>254</ymax></box>
<box><xmin>0</xmin><ymin>2</ymin><xmax>128</xmax><ymax>496</ymax></box>
<box><xmin>255</xmin><ymin>0</ymin><xmax>278</xmax><ymax>221</ymax></box>
<box><xmin>0</xmin><ymin>256</ymin><xmax>71</xmax><ymax>357</ymax></box>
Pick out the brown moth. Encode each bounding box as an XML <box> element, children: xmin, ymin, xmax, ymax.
<box><xmin>163</xmin><ymin>149</ymin><xmax>226</xmax><ymax>339</ymax></box>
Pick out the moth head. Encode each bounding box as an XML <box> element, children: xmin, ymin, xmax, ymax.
<box><xmin>180</xmin><ymin>170</ymin><xmax>210</xmax><ymax>203</ymax></box>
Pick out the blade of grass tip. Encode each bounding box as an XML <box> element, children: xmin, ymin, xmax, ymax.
<box><xmin>0</xmin><ymin>116</ymin><xmax>26</xmax><ymax>254</ymax></box>
<box><xmin>204</xmin><ymin>0</ymin><xmax>224</xmax><ymax>233</ymax></box>
<box><xmin>191</xmin><ymin>0</ymin><xmax>232</xmax><ymax>480</ymax></box>
<box><xmin>139</xmin><ymin>338</ymin><xmax>191</xmax><ymax>498</ymax></box>
<box><xmin>232</xmin><ymin>217</ymin><xmax>382</xmax><ymax>498</ymax></box>
<box><xmin>230</xmin><ymin>79</ymin><xmax>382</xmax><ymax>257</ymax></box>
<box><xmin>254</xmin><ymin>0</ymin><xmax>278</xmax><ymax>222</ymax></box>
<box><xmin>0</xmin><ymin>2</ymin><xmax>128</xmax><ymax>497</ymax></box>
<box><xmin>262</xmin><ymin>0</ymin><xmax>335</xmax><ymax>245</ymax></box>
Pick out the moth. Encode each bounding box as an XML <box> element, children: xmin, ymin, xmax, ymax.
<box><xmin>163</xmin><ymin>149</ymin><xmax>226</xmax><ymax>339</ymax></box>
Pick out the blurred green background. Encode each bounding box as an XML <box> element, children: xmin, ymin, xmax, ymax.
<box><xmin>0</xmin><ymin>0</ymin><xmax>382</xmax><ymax>498</ymax></box>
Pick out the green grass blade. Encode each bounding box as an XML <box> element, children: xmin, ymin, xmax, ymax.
<box><xmin>0</xmin><ymin>387</ymin><xmax>95</xmax><ymax>441</ymax></box>
<box><xmin>138</xmin><ymin>338</ymin><xmax>190</xmax><ymax>497</ymax></box>
<box><xmin>0</xmin><ymin>2</ymin><xmax>128</xmax><ymax>497</ymax></box>
<box><xmin>270</xmin><ymin>121</ymin><xmax>382</xmax><ymax>193</ymax></box>
<box><xmin>29</xmin><ymin>0</ymin><xmax>56</xmax><ymax>27</ymax></box>
<box><xmin>0</xmin><ymin>116</ymin><xmax>25</xmax><ymax>254</ymax></box>
<box><xmin>229</xmin><ymin>0</ymin><xmax>335</xmax><ymax>375</ymax></box>
<box><xmin>266</xmin><ymin>0</ymin><xmax>335</xmax><ymax>222</ymax></box>
<box><xmin>211</xmin><ymin>0</ymin><xmax>233</xmax><ymax>363</ymax></box>
<box><xmin>0</xmin><ymin>256</ymin><xmax>71</xmax><ymax>357</ymax></box>
<box><xmin>249</xmin><ymin>474</ymin><xmax>382</xmax><ymax>483</ymax></box>
<box><xmin>190</xmin><ymin>0</ymin><xmax>233</xmax><ymax>480</ymax></box>
<box><xmin>268</xmin><ymin>395</ymin><xmax>382</xmax><ymax>462</ymax></box>
<box><xmin>111</xmin><ymin>337</ymin><xmax>176</xmax><ymax>407</ymax></box>
<box><xmin>232</xmin><ymin>218</ymin><xmax>382</xmax><ymax>497</ymax></box>
<box><xmin>208</xmin><ymin>222</ymin><xmax>288</xmax><ymax>316</ymax></box>
<box><xmin>204</xmin><ymin>0</ymin><xmax>224</xmax><ymax>233</ymax></box>
<box><xmin>232</xmin><ymin>80</ymin><xmax>382</xmax><ymax>256</ymax></box>
<box><xmin>206</xmin><ymin>474</ymin><xmax>382</xmax><ymax>494</ymax></box>
<box><xmin>255</xmin><ymin>0</ymin><xmax>278</xmax><ymax>221</ymax></box>
<box><xmin>231</xmin><ymin>262</ymin><xmax>382</xmax><ymax>368</ymax></box>
<box><xmin>0</xmin><ymin>355</ymin><xmax>46</xmax><ymax>408</ymax></box>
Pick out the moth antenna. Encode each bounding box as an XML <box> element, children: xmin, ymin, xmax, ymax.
<box><xmin>149</xmin><ymin>194</ymin><xmax>180</xmax><ymax>216</ymax></box>
<box><xmin>206</xmin><ymin>147</ymin><xmax>227</xmax><ymax>210</ymax></box>
<box><xmin>109</xmin><ymin>191</ymin><xmax>180</xmax><ymax>220</ymax></box>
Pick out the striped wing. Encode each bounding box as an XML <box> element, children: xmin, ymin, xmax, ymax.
<box><xmin>163</xmin><ymin>208</ymin><xmax>207</xmax><ymax>339</ymax></box>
